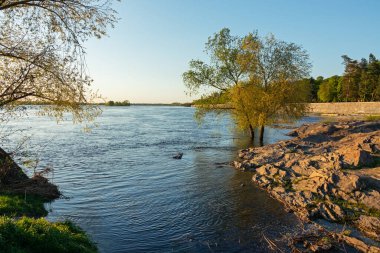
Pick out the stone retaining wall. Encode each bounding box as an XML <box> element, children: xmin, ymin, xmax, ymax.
<box><xmin>308</xmin><ymin>102</ymin><xmax>380</xmax><ymax>115</ymax></box>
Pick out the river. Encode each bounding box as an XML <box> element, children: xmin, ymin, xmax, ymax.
<box><xmin>5</xmin><ymin>106</ymin><xmax>320</xmax><ymax>252</ymax></box>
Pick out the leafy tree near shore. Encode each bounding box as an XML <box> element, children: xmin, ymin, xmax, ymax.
<box><xmin>183</xmin><ymin>29</ymin><xmax>311</xmax><ymax>144</ymax></box>
<box><xmin>0</xmin><ymin>0</ymin><xmax>118</xmax><ymax>123</ymax></box>
<box><xmin>183</xmin><ymin>28</ymin><xmax>258</xmax><ymax>138</ymax></box>
<box><xmin>231</xmin><ymin>33</ymin><xmax>311</xmax><ymax>144</ymax></box>
<box><xmin>183</xmin><ymin>28</ymin><xmax>248</xmax><ymax>94</ymax></box>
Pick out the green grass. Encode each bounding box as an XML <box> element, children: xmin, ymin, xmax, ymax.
<box><xmin>332</xmin><ymin>198</ymin><xmax>380</xmax><ymax>220</ymax></box>
<box><xmin>365</xmin><ymin>115</ymin><xmax>380</xmax><ymax>121</ymax></box>
<box><xmin>0</xmin><ymin>194</ymin><xmax>47</xmax><ymax>217</ymax></box>
<box><xmin>0</xmin><ymin>217</ymin><xmax>97</xmax><ymax>253</ymax></box>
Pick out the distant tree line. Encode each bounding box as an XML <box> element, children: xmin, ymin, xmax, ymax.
<box><xmin>105</xmin><ymin>100</ymin><xmax>131</xmax><ymax>106</ymax></box>
<box><xmin>301</xmin><ymin>54</ymin><xmax>380</xmax><ymax>102</ymax></box>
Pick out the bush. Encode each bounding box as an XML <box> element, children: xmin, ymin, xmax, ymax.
<box><xmin>105</xmin><ymin>100</ymin><xmax>130</xmax><ymax>106</ymax></box>
<box><xmin>0</xmin><ymin>194</ymin><xmax>47</xmax><ymax>217</ymax></box>
<box><xmin>0</xmin><ymin>217</ymin><xmax>97</xmax><ymax>253</ymax></box>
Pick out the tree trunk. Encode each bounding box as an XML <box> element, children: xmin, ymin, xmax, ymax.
<box><xmin>259</xmin><ymin>125</ymin><xmax>264</xmax><ymax>146</ymax></box>
<box><xmin>249</xmin><ymin>124</ymin><xmax>255</xmax><ymax>142</ymax></box>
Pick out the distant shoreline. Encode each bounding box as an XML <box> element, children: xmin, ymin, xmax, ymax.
<box><xmin>129</xmin><ymin>103</ymin><xmax>192</xmax><ymax>107</ymax></box>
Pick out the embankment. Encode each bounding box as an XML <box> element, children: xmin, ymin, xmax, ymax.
<box><xmin>309</xmin><ymin>102</ymin><xmax>380</xmax><ymax>115</ymax></box>
<box><xmin>193</xmin><ymin>102</ymin><xmax>380</xmax><ymax>116</ymax></box>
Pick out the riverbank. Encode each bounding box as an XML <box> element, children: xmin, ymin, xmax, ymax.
<box><xmin>234</xmin><ymin>120</ymin><xmax>380</xmax><ymax>252</ymax></box>
<box><xmin>309</xmin><ymin>102</ymin><xmax>380</xmax><ymax>116</ymax></box>
<box><xmin>193</xmin><ymin>102</ymin><xmax>380</xmax><ymax>117</ymax></box>
<box><xmin>0</xmin><ymin>147</ymin><xmax>97</xmax><ymax>252</ymax></box>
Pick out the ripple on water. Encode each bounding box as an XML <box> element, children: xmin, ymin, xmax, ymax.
<box><xmin>6</xmin><ymin>107</ymin><xmax>321</xmax><ymax>252</ymax></box>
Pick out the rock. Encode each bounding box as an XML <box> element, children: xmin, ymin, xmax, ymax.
<box><xmin>255</xmin><ymin>164</ymin><xmax>279</xmax><ymax>177</ymax></box>
<box><xmin>173</xmin><ymin>152</ymin><xmax>183</xmax><ymax>159</ymax></box>
<box><xmin>317</xmin><ymin>202</ymin><xmax>345</xmax><ymax>222</ymax></box>
<box><xmin>309</xmin><ymin>242</ymin><xmax>332</xmax><ymax>252</ymax></box>
<box><xmin>337</xmin><ymin>146</ymin><xmax>374</xmax><ymax>168</ymax></box>
<box><xmin>358</xmin><ymin>190</ymin><xmax>380</xmax><ymax>210</ymax></box>
<box><xmin>293</xmin><ymin>177</ymin><xmax>328</xmax><ymax>194</ymax></box>
<box><xmin>342</xmin><ymin>235</ymin><xmax>380</xmax><ymax>253</ymax></box>
<box><xmin>331</xmin><ymin>171</ymin><xmax>363</xmax><ymax>193</ymax></box>
<box><xmin>233</xmin><ymin>161</ymin><xmax>242</xmax><ymax>169</ymax></box>
<box><xmin>356</xmin><ymin>215</ymin><xmax>380</xmax><ymax>241</ymax></box>
<box><xmin>235</xmin><ymin>120</ymin><xmax>380</xmax><ymax>245</ymax></box>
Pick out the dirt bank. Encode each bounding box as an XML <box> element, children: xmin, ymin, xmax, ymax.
<box><xmin>0</xmin><ymin>147</ymin><xmax>60</xmax><ymax>200</ymax></box>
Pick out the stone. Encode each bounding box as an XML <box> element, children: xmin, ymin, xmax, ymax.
<box><xmin>356</xmin><ymin>215</ymin><xmax>380</xmax><ymax>241</ymax></box>
<box><xmin>317</xmin><ymin>202</ymin><xmax>345</xmax><ymax>222</ymax></box>
<box><xmin>331</xmin><ymin>171</ymin><xmax>362</xmax><ymax>193</ymax></box>
<box><xmin>342</xmin><ymin>235</ymin><xmax>380</xmax><ymax>253</ymax></box>
<box><xmin>338</xmin><ymin>146</ymin><xmax>374</xmax><ymax>168</ymax></box>
<box><xmin>255</xmin><ymin>164</ymin><xmax>279</xmax><ymax>177</ymax></box>
<box><xmin>358</xmin><ymin>190</ymin><xmax>380</xmax><ymax>210</ymax></box>
<box><xmin>173</xmin><ymin>152</ymin><xmax>183</xmax><ymax>159</ymax></box>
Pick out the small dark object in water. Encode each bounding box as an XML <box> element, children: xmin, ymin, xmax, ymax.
<box><xmin>173</xmin><ymin>152</ymin><xmax>183</xmax><ymax>159</ymax></box>
<box><xmin>240</xmin><ymin>183</ymin><xmax>246</xmax><ymax>187</ymax></box>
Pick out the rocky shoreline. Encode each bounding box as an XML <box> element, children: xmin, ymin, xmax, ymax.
<box><xmin>234</xmin><ymin>121</ymin><xmax>380</xmax><ymax>252</ymax></box>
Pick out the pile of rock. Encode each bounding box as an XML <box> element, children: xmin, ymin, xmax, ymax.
<box><xmin>234</xmin><ymin>121</ymin><xmax>380</xmax><ymax>252</ymax></box>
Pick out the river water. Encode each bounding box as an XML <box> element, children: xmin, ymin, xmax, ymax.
<box><xmin>6</xmin><ymin>106</ymin><xmax>320</xmax><ymax>252</ymax></box>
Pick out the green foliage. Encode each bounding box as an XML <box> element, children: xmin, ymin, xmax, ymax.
<box><xmin>332</xmin><ymin>198</ymin><xmax>380</xmax><ymax>221</ymax></box>
<box><xmin>105</xmin><ymin>100</ymin><xmax>130</xmax><ymax>106</ymax></box>
<box><xmin>230</xmin><ymin>79</ymin><xmax>309</xmax><ymax>131</ymax></box>
<box><xmin>0</xmin><ymin>217</ymin><xmax>97</xmax><ymax>253</ymax></box>
<box><xmin>317</xmin><ymin>76</ymin><xmax>342</xmax><ymax>102</ymax></box>
<box><xmin>365</xmin><ymin>115</ymin><xmax>380</xmax><ymax>121</ymax></box>
<box><xmin>0</xmin><ymin>193</ymin><xmax>47</xmax><ymax>217</ymax></box>
<box><xmin>183</xmin><ymin>28</ymin><xmax>247</xmax><ymax>95</ymax></box>
<box><xmin>192</xmin><ymin>91</ymin><xmax>230</xmax><ymax>106</ymax></box>
<box><xmin>340</xmin><ymin>54</ymin><xmax>380</xmax><ymax>102</ymax></box>
<box><xmin>0</xmin><ymin>0</ymin><xmax>118</xmax><ymax>124</ymax></box>
<box><xmin>184</xmin><ymin>28</ymin><xmax>311</xmax><ymax>141</ymax></box>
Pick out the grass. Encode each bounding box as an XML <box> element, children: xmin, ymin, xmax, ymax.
<box><xmin>0</xmin><ymin>217</ymin><xmax>97</xmax><ymax>253</ymax></box>
<box><xmin>0</xmin><ymin>193</ymin><xmax>98</xmax><ymax>252</ymax></box>
<box><xmin>332</xmin><ymin>198</ymin><xmax>380</xmax><ymax>220</ymax></box>
<box><xmin>0</xmin><ymin>193</ymin><xmax>47</xmax><ymax>217</ymax></box>
<box><xmin>364</xmin><ymin>114</ymin><xmax>380</xmax><ymax>121</ymax></box>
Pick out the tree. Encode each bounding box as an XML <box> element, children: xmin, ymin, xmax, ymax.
<box><xmin>183</xmin><ymin>28</ymin><xmax>248</xmax><ymax>94</ymax></box>
<box><xmin>341</xmin><ymin>55</ymin><xmax>361</xmax><ymax>102</ymax></box>
<box><xmin>339</xmin><ymin>54</ymin><xmax>380</xmax><ymax>102</ymax></box>
<box><xmin>234</xmin><ymin>33</ymin><xmax>311</xmax><ymax>144</ymax></box>
<box><xmin>230</xmin><ymin>79</ymin><xmax>309</xmax><ymax>144</ymax></box>
<box><xmin>0</xmin><ymin>0</ymin><xmax>119</xmax><ymax>124</ymax></box>
<box><xmin>183</xmin><ymin>29</ymin><xmax>311</xmax><ymax>145</ymax></box>
<box><xmin>183</xmin><ymin>28</ymin><xmax>257</xmax><ymax>139</ymax></box>
<box><xmin>317</xmin><ymin>76</ymin><xmax>341</xmax><ymax>102</ymax></box>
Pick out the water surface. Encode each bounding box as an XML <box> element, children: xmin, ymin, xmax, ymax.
<box><xmin>7</xmin><ymin>106</ymin><xmax>320</xmax><ymax>252</ymax></box>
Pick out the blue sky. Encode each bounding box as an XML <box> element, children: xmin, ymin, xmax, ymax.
<box><xmin>85</xmin><ymin>0</ymin><xmax>380</xmax><ymax>103</ymax></box>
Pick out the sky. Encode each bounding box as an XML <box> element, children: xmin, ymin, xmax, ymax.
<box><xmin>84</xmin><ymin>0</ymin><xmax>380</xmax><ymax>103</ymax></box>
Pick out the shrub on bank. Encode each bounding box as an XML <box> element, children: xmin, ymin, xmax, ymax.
<box><xmin>0</xmin><ymin>194</ymin><xmax>47</xmax><ymax>217</ymax></box>
<box><xmin>0</xmin><ymin>217</ymin><xmax>97</xmax><ymax>253</ymax></box>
